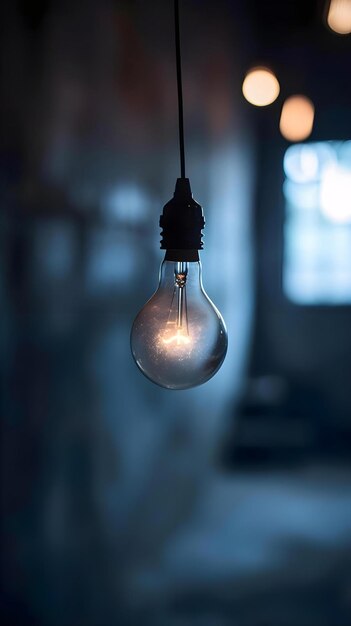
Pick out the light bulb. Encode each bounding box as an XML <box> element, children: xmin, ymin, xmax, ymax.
<box><xmin>130</xmin><ymin>178</ymin><xmax>227</xmax><ymax>389</ymax></box>
<box><xmin>131</xmin><ymin>256</ymin><xmax>227</xmax><ymax>389</ymax></box>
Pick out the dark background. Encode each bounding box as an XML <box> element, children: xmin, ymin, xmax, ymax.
<box><xmin>1</xmin><ymin>1</ymin><xmax>351</xmax><ymax>625</ymax></box>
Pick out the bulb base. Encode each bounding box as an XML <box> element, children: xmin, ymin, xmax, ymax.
<box><xmin>165</xmin><ymin>249</ymin><xmax>199</xmax><ymax>262</ymax></box>
<box><xmin>160</xmin><ymin>178</ymin><xmax>205</xmax><ymax>253</ymax></box>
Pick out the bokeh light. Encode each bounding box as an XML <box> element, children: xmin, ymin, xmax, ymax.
<box><xmin>283</xmin><ymin>142</ymin><xmax>351</xmax><ymax>304</ymax></box>
<box><xmin>283</xmin><ymin>143</ymin><xmax>336</xmax><ymax>183</ymax></box>
<box><xmin>320</xmin><ymin>164</ymin><xmax>351</xmax><ymax>223</ymax></box>
<box><xmin>279</xmin><ymin>95</ymin><xmax>315</xmax><ymax>142</ymax></box>
<box><xmin>327</xmin><ymin>0</ymin><xmax>351</xmax><ymax>35</ymax></box>
<box><xmin>242</xmin><ymin>67</ymin><xmax>280</xmax><ymax>107</ymax></box>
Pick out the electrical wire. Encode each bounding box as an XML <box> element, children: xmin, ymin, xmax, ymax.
<box><xmin>174</xmin><ymin>0</ymin><xmax>186</xmax><ymax>179</ymax></box>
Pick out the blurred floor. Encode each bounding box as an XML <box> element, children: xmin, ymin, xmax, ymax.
<box><xmin>129</xmin><ymin>463</ymin><xmax>351</xmax><ymax>626</ymax></box>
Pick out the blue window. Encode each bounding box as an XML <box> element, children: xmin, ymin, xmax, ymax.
<box><xmin>283</xmin><ymin>141</ymin><xmax>351</xmax><ymax>304</ymax></box>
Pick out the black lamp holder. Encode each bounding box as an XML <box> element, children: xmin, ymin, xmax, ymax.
<box><xmin>159</xmin><ymin>0</ymin><xmax>205</xmax><ymax>262</ymax></box>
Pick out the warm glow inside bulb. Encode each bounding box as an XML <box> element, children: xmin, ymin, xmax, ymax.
<box><xmin>327</xmin><ymin>0</ymin><xmax>351</xmax><ymax>35</ymax></box>
<box><xmin>279</xmin><ymin>95</ymin><xmax>315</xmax><ymax>142</ymax></box>
<box><xmin>161</xmin><ymin>326</ymin><xmax>191</xmax><ymax>347</ymax></box>
<box><xmin>131</xmin><ymin>258</ymin><xmax>227</xmax><ymax>389</ymax></box>
<box><xmin>242</xmin><ymin>67</ymin><xmax>280</xmax><ymax>107</ymax></box>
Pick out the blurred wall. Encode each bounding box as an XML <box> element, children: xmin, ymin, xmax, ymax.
<box><xmin>1</xmin><ymin>0</ymin><xmax>254</xmax><ymax>624</ymax></box>
<box><xmin>251</xmin><ymin>40</ymin><xmax>351</xmax><ymax>444</ymax></box>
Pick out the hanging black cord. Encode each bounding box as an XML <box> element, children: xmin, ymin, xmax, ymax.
<box><xmin>174</xmin><ymin>0</ymin><xmax>186</xmax><ymax>179</ymax></box>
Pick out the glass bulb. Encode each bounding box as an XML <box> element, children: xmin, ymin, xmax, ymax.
<box><xmin>131</xmin><ymin>256</ymin><xmax>228</xmax><ymax>389</ymax></box>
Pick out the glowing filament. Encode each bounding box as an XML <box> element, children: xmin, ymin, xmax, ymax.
<box><xmin>158</xmin><ymin>262</ymin><xmax>192</xmax><ymax>350</ymax></box>
<box><xmin>162</xmin><ymin>329</ymin><xmax>191</xmax><ymax>346</ymax></box>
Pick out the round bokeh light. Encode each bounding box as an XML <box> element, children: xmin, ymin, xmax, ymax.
<box><xmin>242</xmin><ymin>67</ymin><xmax>280</xmax><ymax>107</ymax></box>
